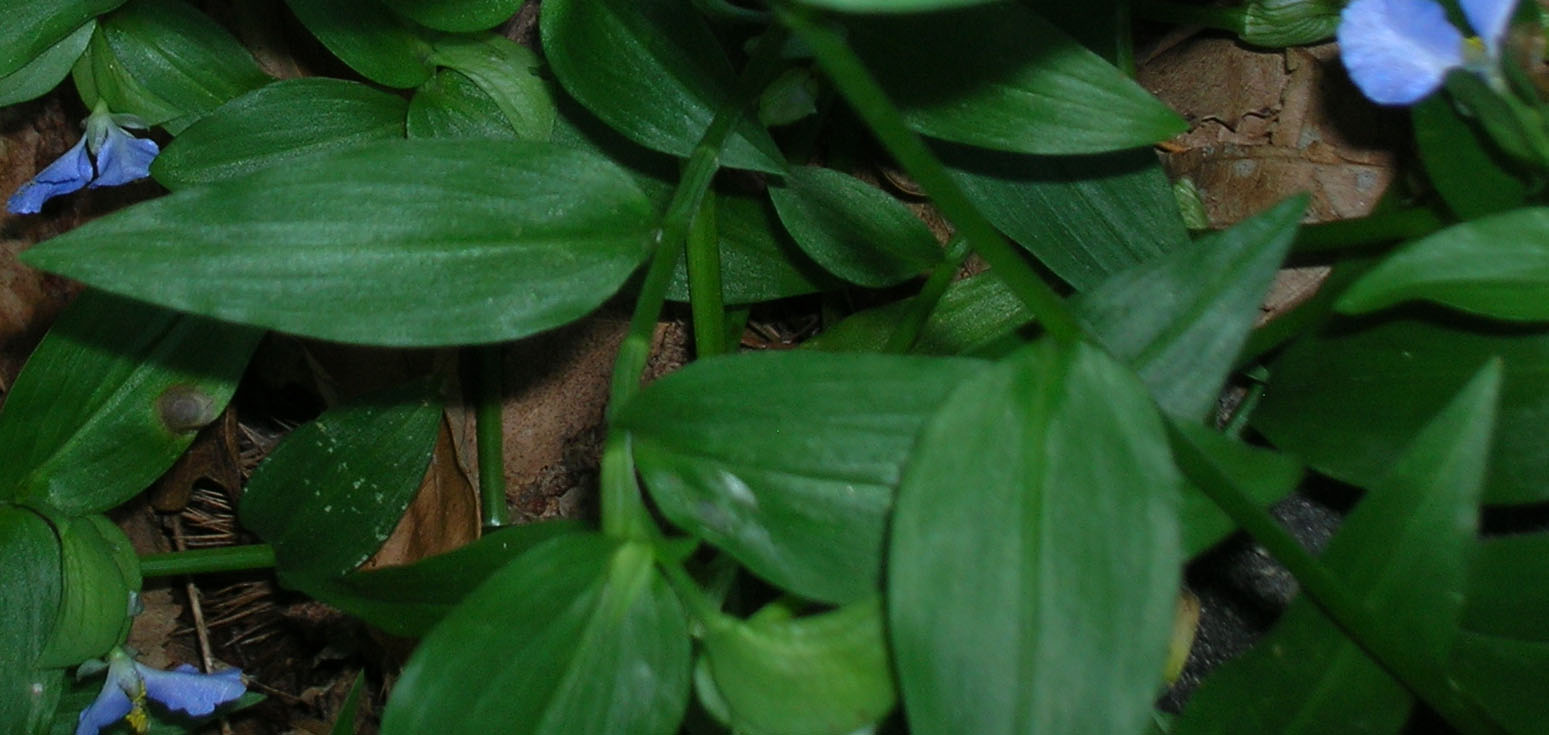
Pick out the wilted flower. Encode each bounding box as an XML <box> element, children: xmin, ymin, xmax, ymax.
<box><xmin>76</xmin><ymin>647</ymin><xmax>244</xmax><ymax>735</ymax></box>
<box><xmin>7</xmin><ymin>102</ymin><xmax>160</xmax><ymax>215</ymax></box>
<box><xmin>1338</xmin><ymin>0</ymin><xmax>1519</xmax><ymax>105</ymax></box>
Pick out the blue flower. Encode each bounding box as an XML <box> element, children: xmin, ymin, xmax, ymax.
<box><xmin>76</xmin><ymin>648</ymin><xmax>245</xmax><ymax>735</ymax></box>
<box><xmin>6</xmin><ymin>103</ymin><xmax>160</xmax><ymax>215</ymax></box>
<box><xmin>1338</xmin><ymin>0</ymin><xmax>1519</xmax><ymax>105</ymax></box>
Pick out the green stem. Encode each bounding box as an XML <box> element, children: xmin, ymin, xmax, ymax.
<box><xmin>600</xmin><ymin>26</ymin><xmax>790</xmax><ymax>540</ymax></box>
<box><xmin>883</xmin><ymin>234</ymin><xmax>970</xmax><ymax>354</ymax></box>
<box><xmin>471</xmin><ymin>345</ymin><xmax>509</xmax><ymax>531</ymax></box>
<box><xmin>686</xmin><ymin>191</ymin><xmax>728</xmax><ymax>357</ymax></box>
<box><xmin>1131</xmin><ymin>0</ymin><xmax>1244</xmax><ymax>32</ymax></box>
<box><xmin>139</xmin><ymin>544</ymin><xmax>276</xmax><ymax>578</ymax></box>
<box><xmin>660</xmin><ymin>558</ymin><xmax>727</xmax><ymax>629</ymax></box>
<box><xmin>1174</xmin><ymin>433</ymin><xmax>1506</xmax><ymax>735</ymax></box>
<box><xmin>1291</xmin><ymin>208</ymin><xmax>1446</xmax><ymax>255</ymax></box>
<box><xmin>776</xmin><ymin>4</ymin><xmax>1085</xmax><ymax>346</ymax></box>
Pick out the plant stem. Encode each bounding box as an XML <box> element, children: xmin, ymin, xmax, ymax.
<box><xmin>883</xmin><ymin>234</ymin><xmax>969</xmax><ymax>354</ymax></box>
<box><xmin>139</xmin><ymin>544</ymin><xmax>276</xmax><ymax>578</ymax></box>
<box><xmin>776</xmin><ymin>4</ymin><xmax>1085</xmax><ymax>346</ymax></box>
<box><xmin>473</xmin><ymin>344</ymin><xmax>509</xmax><ymax>531</ymax></box>
<box><xmin>1131</xmin><ymin>0</ymin><xmax>1244</xmax><ymax>32</ymax></box>
<box><xmin>686</xmin><ymin>191</ymin><xmax>728</xmax><ymax>357</ymax></box>
<box><xmin>1292</xmin><ymin>208</ymin><xmax>1446</xmax><ymax>255</ymax></box>
<box><xmin>600</xmin><ymin>26</ymin><xmax>790</xmax><ymax>540</ymax></box>
<box><xmin>1174</xmin><ymin>433</ymin><xmax>1507</xmax><ymax>735</ymax></box>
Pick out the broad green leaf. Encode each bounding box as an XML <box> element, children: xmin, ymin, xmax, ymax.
<box><xmin>889</xmin><ymin>339</ymin><xmax>1181</xmax><ymax>735</ymax></box>
<box><xmin>1336</xmin><ymin>208</ymin><xmax>1549</xmax><ymax>321</ymax></box>
<box><xmin>0</xmin><ymin>21</ymin><xmax>92</xmax><ymax>107</ymax></box>
<box><xmin>1449</xmin><ymin>633</ymin><xmax>1549</xmax><ymax>734</ymax></box>
<box><xmin>381</xmin><ymin>534</ymin><xmax>691</xmax><ymax>735</ymax></box>
<box><xmin>795</xmin><ymin>0</ymin><xmax>997</xmax><ymax>11</ymax></box>
<box><xmin>1166</xmin><ymin>421</ymin><xmax>1304</xmax><ymax>559</ymax></box>
<box><xmin>36</xmin><ymin>514</ymin><xmax>140</xmax><ymax>669</ymax></box>
<box><xmin>0</xmin><ymin>291</ymin><xmax>258</xmax><ymax>515</ymax></box>
<box><xmin>1253</xmin><ymin>313</ymin><xmax>1549</xmax><ymax>504</ymax></box>
<box><xmin>426</xmin><ymin>34</ymin><xmax>557</xmax><ymax>140</ymax></box>
<box><xmin>941</xmin><ymin>145</ymin><xmax>1189</xmax><ymax>290</ymax></box>
<box><xmin>91</xmin><ymin>0</ymin><xmax>269</xmax><ymax>130</ymax></box>
<box><xmin>0</xmin><ymin>506</ymin><xmax>63</xmax><ymax>734</ymax></box>
<box><xmin>408</xmin><ymin>69</ymin><xmax>516</xmax><ymax>140</ymax></box>
<box><xmin>0</xmin><ymin>0</ymin><xmax>121</xmax><ymax>78</ymax></box>
<box><xmin>73</xmin><ymin>27</ymin><xmax>179</xmax><ymax>126</ymax></box>
<box><xmin>1177</xmin><ymin>362</ymin><xmax>1499</xmax><ymax>734</ymax></box>
<box><xmin>24</xmin><ymin>140</ymin><xmax>655</xmax><ymax>347</ymax></box>
<box><xmin>617</xmin><ymin>351</ymin><xmax>983</xmax><ymax>604</ymax></box>
<box><xmin>540</xmin><ymin>0</ymin><xmax>786</xmax><ymax>173</ymax></box>
<box><xmin>1025</xmin><ymin>0</ymin><xmax>1126</xmax><ymax>64</ymax></box>
<box><xmin>152</xmin><ymin>78</ymin><xmax>407</xmax><ymax>189</ymax></box>
<box><xmin>768</xmin><ymin>165</ymin><xmax>942</xmax><ymax>287</ymax></box>
<box><xmin>290</xmin><ymin>520</ymin><xmax>585</xmax><ymax>637</ymax></box>
<box><xmin>284</xmin><ymin>0</ymin><xmax>434</xmax><ymax>88</ymax></box>
<box><xmin>240</xmin><ymin>382</ymin><xmax>442</xmax><ymax>579</ymax></box>
<box><xmin>667</xmin><ymin>191</ymin><xmax>842</xmax><ymax>305</ymax></box>
<box><xmin>1462</xmin><ymin>532</ymin><xmax>1549</xmax><ymax>643</ymax></box>
<box><xmin>1073</xmin><ymin>195</ymin><xmax>1304</xmax><ymax>419</ymax></box>
<box><xmin>700</xmin><ymin>598</ymin><xmax>894</xmax><ymax>735</ymax></box>
<box><xmin>848</xmin><ymin>4</ymin><xmax>1185</xmax><ymax>154</ymax></box>
<box><xmin>1413</xmin><ymin>94</ymin><xmax>1527</xmax><ymax>219</ymax></box>
<box><xmin>380</xmin><ymin>0</ymin><xmax>522</xmax><ymax>31</ymax></box>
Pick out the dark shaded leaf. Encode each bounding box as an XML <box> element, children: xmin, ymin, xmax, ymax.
<box><xmin>769</xmin><ymin>165</ymin><xmax>941</xmax><ymax>287</ymax></box>
<box><xmin>283</xmin><ymin>0</ymin><xmax>434</xmax><ymax>88</ymax></box>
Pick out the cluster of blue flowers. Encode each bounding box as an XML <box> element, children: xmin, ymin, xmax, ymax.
<box><xmin>1338</xmin><ymin>0</ymin><xmax>1519</xmax><ymax>105</ymax></box>
<box><xmin>6</xmin><ymin>102</ymin><xmax>159</xmax><ymax>216</ymax></box>
<box><xmin>75</xmin><ymin>647</ymin><xmax>245</xmax><ymax>735</ymax></box>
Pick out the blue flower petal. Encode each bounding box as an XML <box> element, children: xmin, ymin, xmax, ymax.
<box><xmin>1339</xmin><ymin>0</ymin><xmax>1465</xmax><ymax>105</ymax></box>
<box><xmin>1461</xmin><ymin>0</ymin><xmax>1518</xmax><ymax>50</ymax></box>
<box><xmin>89</xmin><ymin>124</ymin><xmax>159</xmax><ymax>189</ymax></box>
<box><xmin>138</xmin><ymin>663</ymin><xmax>245</xmax><ymax>716</ymax></box>
<box><xmin>74</xmin><ymin>673</ymin><xmax>133</xmax><ymax>735</ymax></box>
<box><xmin>7</xmin><ymin>137</ymin><xmax>93</xmax><ymax>215</ymax></box>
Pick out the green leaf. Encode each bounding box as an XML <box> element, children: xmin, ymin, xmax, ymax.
<box><xmin>1253</xmin><ymin>313</ymin><xmax>1549</xmax><ymax>505</ymax></box>
<box><xmin>1336</xmin><ymin>208</ymin><xmax>1549</xmax><ymax>321</ymax></box>
<box><xmin>90</xmin><ymin>0</ymin><xmax>269</xmax><ymax>130</ymax></box>
<box><xmin>768</xmin><ymin>165</ymin><xmax>942</xmax><ymax>287</ymax></box>
<box><xmin>0</xmin><ymin>506</ymin><xmax>63</xmax><ymax>735</ymax></box>
<box><xmin>1166</xmin><ymin>421</ymin><xmax>1304</xmax><ymax>559</ymax></box>
<box><xmin>889</xmin><ymin>339</ymin><xmax>1182</xmax><ymax>735</ymax></box>
<box><xmin>0</xmin><ymin>0</ymin><xmax>121</xmax><ymax>78</ymax></box>
<box><xmin>408</xmin><ymin>68</ymin><xmax>516</xmax><ymax>140</ymax></box>
<box><xmin>667</xmin><ymin>191</ymin><xmax>842</xmax><ymax>305</ymax></box>
<box><xmin>0</xmin><ymin>21</ymin><xmax>92</xmax><ymax>107</ymax></box>
<box><xmin>24</xmin><ymin>140</ymin><xmax>655</xmax><ymax>347</ymax></box>
<box><xmin>1238</xmin><ymin>0</ymin><xmax>1342</xmax><ymax>47</ymax></box>
<box><xmin>37</xmin><ymin>514</ymin><xmax>140</xmax><ymax>669</ymax></box>
<box><xmin>283</xmin><ymin>0</ymin><xmax>434</xmax><ymax>88</ymax></box>
<box><xmin>1073</xmin><ymin>195</ymin><xmax>1304</xmax><ymax>419</ymax></box>
<box><xmin>330</xmin><ymin>672</ymin><xmax>366</xmax><ymax>735</ymax></box>
<box><xmin>290</xmin><ymin>520</ymin><xmax>586</xmax><ymax>638</ymax></box>
<box><xmin>0</xmin><ymin>291</ymin><xmax>258</xmax><ymax>515</ymax></box>
<box><xmin>240</xmin><ymin>382</ymin><xmax>442</xmax><ymax>579</ymax></box>
<box><xmin>426</xmin><ymin>34</ymin><xmax>557</xmax><ymax>140</ymax></box>
<box><xmin>152</xmin><ymin>78</ymin><xmax>407</xmax><ymax>189</ymax></box>
<box><xmin>380</xmin><ymin>534</ymin><xmax>691</xmax><ymax>735</ymax></box>
<box><xmin>540</xmin><ymin>0</ymin><xmax>785</xmax><ymax>173</ymax></box>
<box><xmin>1413</xmin><ymin>95</ymin><xmax>1527</xmax><ymax>219</ymax></box>
<box><xmin>941</xmin><ymin>145</ymin><xmax>1189</xmax><ymax>290</ymax></box>
<box><xmin>380</xmin><ymin>0</ymin><xmax>522</xmax><ymax>31</ymax></box>
<box><xmin>1177</xmin><ymin>361</ymin><xmax>1499</xmax><ymax>734</ymax></box>
<box><xmin>700</xmin><ymin>598</ymin><xmax>895</xmax><ymax>735</ymax></box>
<box><xmin>617</xmin><ymin>351</ymin><xmax>983</xmax><ymax>604</ymax></box>
<box><xmin>1449</xmin><ymin>633</ymin><xmax>1549</xmax><ymax>734</ymax></box>
<box><xmin>848</xmin><ymin>4</ymin><xmax>1185</xmax><ymax>155</ymax></box>
<box><xmin>794</xmin><ymin>0</ymin><xmax>997</xmax><ymax>12</ymax></box>
<box><xmin>1462</xmin><ymin>532</ymin><xmax>1549</xmax><ymax>643</ymax></box>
